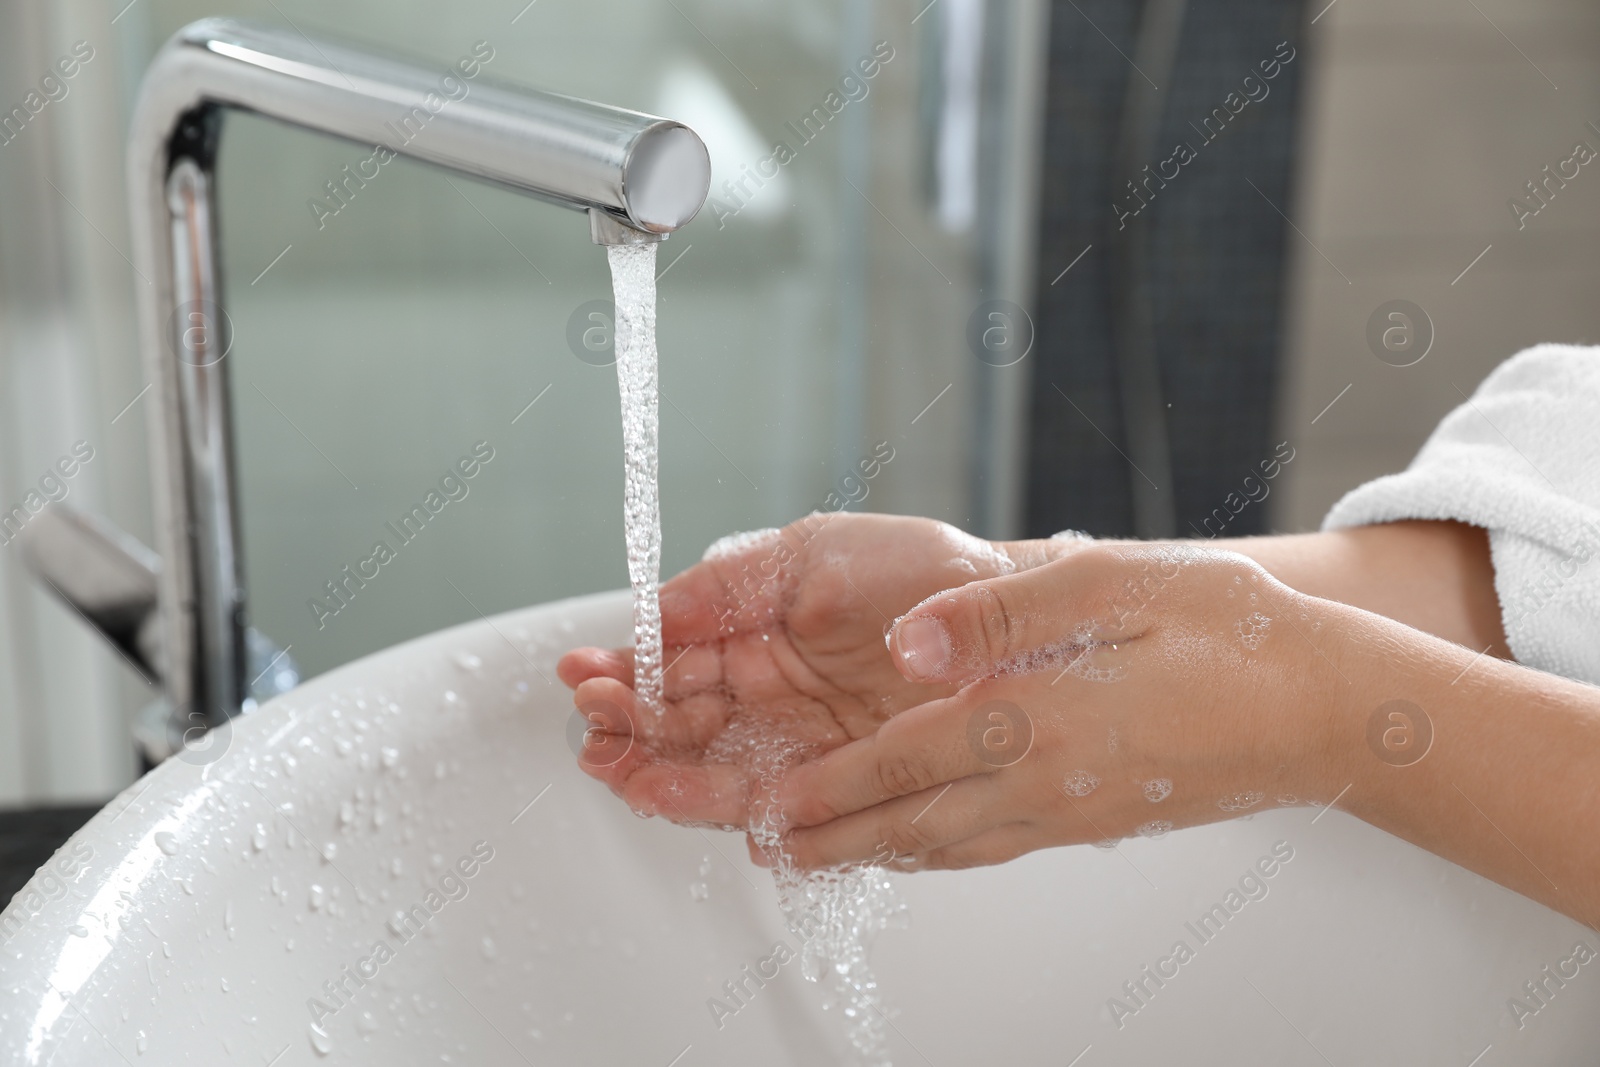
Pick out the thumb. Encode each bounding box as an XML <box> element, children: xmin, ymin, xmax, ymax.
<box><xmin>887</xmin><ymin>551</ymin><xmax>1111</xmax><ymax>684</ymax></box>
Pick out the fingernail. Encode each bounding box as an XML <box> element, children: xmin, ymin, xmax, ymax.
<box><xmin>894</xmin><ymin>616</ymin><xmax>950</xmax><ymax>681</ymax></box>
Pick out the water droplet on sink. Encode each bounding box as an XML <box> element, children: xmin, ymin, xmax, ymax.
<box><xmin>309</xmin><ymin>1022</ymin><xmax>334</xmax><ymax>1056</ymax></box>
<box><xmin>482</xmin><ymin>936</ymin><xmax>497</xmax><ymax>959</ymax></box>
<box><xmin>67</xmin><ymin>925</ymin><xmax>88</xmax><ymax>938</ymax></box>
<box><xmin>251</xmin><ymin>824</ymin><xmax>268</xmax><ymax>851</ymax></box>
<box><xmin>358</xmin><ymin>1010</ymin><xmax>378</xmax><ymax>1034</ymax></box>
<box><xmin>380</xmin><ymin>747</ymin><xmax>399</xmax><ymax>770</ymax></box>
<box><xmin>309</xmin><ymin>885</ymin><xmax>326</xmax><ymax>911</ymax></box>
<box><xmin>453</xmin><ymin>652</ymin><xmax>482</xmax><ymax>672</ymax></box>
<box><xmin>154</xmin><ymin>832</ymin><xmax>180</xmax><ymax>856</ymax></box>
<box><xmin>136</xmin><ymin>1031</ymin><xmax>148</xmax><ymax>1055</ymax></box>
<box><xmin>339</xmin><ymin>802</ymin><xmax>355</xmax><ymax>826</ymax></box>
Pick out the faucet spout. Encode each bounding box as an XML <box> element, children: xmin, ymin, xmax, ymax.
<box><xmin>133</xmin><ymin>19</ymin><xmax>711</xmax><ymax>234</ymax></box>
<box><xmin>126</xmin><ymin>19</ymin><xmax>709</xmax><ymax>738</ymax></box>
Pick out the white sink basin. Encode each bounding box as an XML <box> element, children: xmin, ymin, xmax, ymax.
<box><xmin>2</xmin><ymin>589</ymin><xmax>1593</xmax><ymax>1064</ymax></box>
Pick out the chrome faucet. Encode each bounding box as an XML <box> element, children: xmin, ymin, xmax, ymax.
<box><xmin>25</xmin><ymin>18</ymin><xmax>709</xmax><ymax>759</ymax></box>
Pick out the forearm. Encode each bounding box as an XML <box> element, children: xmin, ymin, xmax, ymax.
<box><xmin>1220</xmin><ymin>522</ymin><xmax>1510</xmax><ymax>658</ymax></box>
<box><xmin>1321</xmin><ymin>601</ymin><xmax>1600</xmax><ymax>926</ymax></box>
<box><xmin>1005</xmin><ymin>520</ymin><xmax>1510</xmax><ymax>658</ymax></box>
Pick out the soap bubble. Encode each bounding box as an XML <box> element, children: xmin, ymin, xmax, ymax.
<box><xmin>1142</xmin><ymin>778</ymin><xmax>1172</xmax><ymax>803</ymax></box>
<box><xmin>1236</xmin><ymin>613</ymin><xmax>1272</xmax><ymax>651</ymax></box>
<box><xmin>1062</xmin><ymin>770</ymin><xmax>1100</xmax><ymax>797</ymax></box>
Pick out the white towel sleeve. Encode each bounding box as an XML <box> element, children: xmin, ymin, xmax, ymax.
<box><xmin>1322</xmin><ymin>343</ymin><xmax>1600</xmax><ymax>685</ymax></box>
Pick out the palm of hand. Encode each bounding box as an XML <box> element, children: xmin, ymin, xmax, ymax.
<box><xmin>557</xmin><ymin>514</ymin><xmax>1027</xmax><ymax>828</ymax></box>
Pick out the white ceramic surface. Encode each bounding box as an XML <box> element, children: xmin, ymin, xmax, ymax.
<box><xmin>2</xmin><ymin>589</ymin><xmax>1594</xmax><ymax>1064</ymax></box>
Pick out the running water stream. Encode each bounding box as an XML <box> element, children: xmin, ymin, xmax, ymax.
<box><xmin>606</xmin><ymin>239</ymin><xmax>899</xmax><ymax>1066</ymax></box>
<box><xmin>606</xmin><ymin>241</ymin><xmax>664</xmax><ymax>716</ymax></box>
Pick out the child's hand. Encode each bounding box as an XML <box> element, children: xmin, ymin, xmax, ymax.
<box><xmin>556</xmin><ymin>514</ymin><xmax>1073</xmax><ymax>828</ymax></box>
<box><xmin>771</xmin><ymin>543</ymin><xmax>1353</xmax><ymax>870</ymax></box>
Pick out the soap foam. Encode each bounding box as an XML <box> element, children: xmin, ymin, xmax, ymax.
<box><xmin>994</xmin><ymin>632</ymin><xmax>1122</xmax><ymax>684</ymax></box>
<box><xmin>702</xmin><ymin>527</ymin><xmax>784</xmax><ymax>562</ymax></box>
<box><xmin>1217</xmin><ymin>791</ymin><xmax>1265</xmax><ymax>812</ymax></box>
<box><xmin>1062</xmin><ymin>770</ymin><xmax>1101</xmax><ymax>797</ymax></box>
<box><xmin>1142</xmin><ymin>778</ymin><xmax>1172</xmax><ymax>803</ymax></box>
<box><xmin>1235</xmin><ymin>612</ymin><xmax>1272</xmax><ymax>651</ymax></box>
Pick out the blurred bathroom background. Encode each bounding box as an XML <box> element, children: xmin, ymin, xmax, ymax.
<box><xmin>1</xmin><ymin>0</ymin><xmax>1598</xmax><ymax>815</ymax></box>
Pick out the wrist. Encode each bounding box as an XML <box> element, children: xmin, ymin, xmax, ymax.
<box><xmin>1263</xmin><ymin>589</ymin><xmax>1383</xmax><ymax>808</ymax></box>
<box><xmin>997</xmin><ymin>532</ymin><xmax>1125</xmax><ymax>571</ymax></box>
<box><xmin>1301</xmin><ymin>595</ymin><xmax>1444</xmax><ymax>815</ymax></box>
<box><xmin>1217</xmin><ymin>524</ymin><xmax>1509</xmax><ymax>657</ymax></box>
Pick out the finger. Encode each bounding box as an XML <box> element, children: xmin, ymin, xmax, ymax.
<box><xmin>780</xmin><ymin>775</ymin><xmax>999</xmax><ymax>870</ymax></box>
<box><xmin>775</xmin><ymin>693</ymin><xmax>1007</xmax><ymax>828</ymax></box>
<box><xmin>562</xmin><ymin>642</ymin><xmax>727</xmax><ymax>704</ymax></box>
<box><xmin>570</xmin><ymin>676</ymin><xmax>725</xmax><ymax>751</ymax></box>
<box><xmin>571</xmin><ymin>679</ymin><xmax>755</xmax><ymax>826</ymax></box>
<box><xmin>659</xmin><ymin>527</ymin><xmax>805</xmax><ymax>646</ymax></box>
<box><xmin>558</xmin><ymin>647</ymin><xmax>631</xmax><ymax>689</ymax></box>
<box><xmin>886</xmin><ymin>547</ymin><xmax>1122</xmax><ymax>684</ymax></box>
<box><xmin>745</xmin><ymin>833</ymin><xmax>773</xmax><ymax>868</ymax></box>
<box><xmin>908</xmin><ymin>822</ymin><xmax>1037</xmax><ymax>871</ymax></box>
<box><xmin>616</xmin><ymin>759</ymin><xmax>753</xmax><ymax>828</ymax></box>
